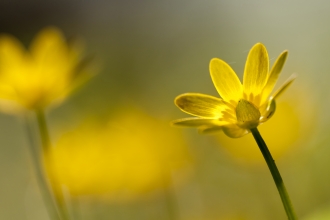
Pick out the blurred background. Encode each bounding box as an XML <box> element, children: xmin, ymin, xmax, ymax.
<box><xmin>0</xmin><ymin>0</ymin><xmax>329</xmax><ymax>219</ymax></box>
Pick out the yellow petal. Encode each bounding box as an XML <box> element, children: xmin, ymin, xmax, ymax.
<box><xmin>0</xmin><ymin>35</ymin><xmax>25</xmax><ymax>77</ymax></box>
<box><xmin>30</xmin><ymin>27</ymin><xmax>67</xmax><ymax>61</ymax></box>
<box><xmin>209</xmin><ymin>58</ymin><xmax>243</xmax><ymax>103</ymax></box>
<box><xmin>0</xmin><ymin>35</ymin><xmax>27</xmax><ymax>101</ymax></box>
<box><xmin>222</xmin><ymin>125</ymin><xmax>249</xmax><ymax>138</ymax></box>
<box><xmin>261</xmin><ymin>50</ymin><xmax>288</xmax><ymax>104</ymax></box>
<box><xmin>30</xmin><ymin>27</ymin><xmax>72</xmax><ymax>85</ymax></box>
<box><xmin>271</xmin><ymin>73</ymin><xmax>297</xmax><ymax>100</ymax></box>
<box><xmin>259</xmin><ymin>99</ymin><xmax>276</xmax><ymax>123</ymax></box>
<box><xmin>172</xmin><ymin>117</ymin><xmax>229</xmax><ymax>127</ymax></box>
<box><xmin>175</xmin><ymin>93</ymin><xmax>227</xmax><ymax>118</ymax></box>
<box><xmin>243</xmin><ymin>43</ymin><xmax>269</xmax><ymax>101</ymax></box>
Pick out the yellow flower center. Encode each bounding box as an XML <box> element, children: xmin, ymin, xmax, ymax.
<box><xmin>235</xmin><ymin>99</ymin><xmax>260</xmax><ymax>129</ymax></box>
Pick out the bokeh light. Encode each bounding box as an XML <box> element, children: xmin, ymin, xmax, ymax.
<box><xmin>45</xmin><ymin>106</ymin><xmax>192</xmax><ymax>199</ymax></box>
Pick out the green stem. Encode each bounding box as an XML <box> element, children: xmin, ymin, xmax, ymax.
<box><xmin>250</xmin><ymin>127</ymin><xmax>297</xmax><ymax>220</ymax></box>
<box><xmin>24</xmin><ymin>113</ymin><xmax>61</xmax><ymax>220</ymax></box>
<box><xmin>35</xmin><ymin>109</ymin><xmax>70</xmax><ymax>220</ymax></box>
<box><xmin>35</xmin><ymin>109</ymin><xmax>51</xmax><ymax>153</ymax></box>
<box><xmin>164</xmin><ymin>186</ymin><xmax>177</xmax><ymax>220</ymax></box>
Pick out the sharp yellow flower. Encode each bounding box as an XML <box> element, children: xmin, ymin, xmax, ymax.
<box><xmin>0</xmin><ymin>27</ymin><xmax>92</xmax><ymax>110</ymax></box>
<box><xmin>173</xmin><ymin>43</ymin><xmax>296</xmax><ymax>138</ymax></box>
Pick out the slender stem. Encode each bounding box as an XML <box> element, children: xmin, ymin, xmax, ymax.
<box><xmin>70</xmin><ymin>197</ymin><xmax>82</xmax><ymax>220</ymax></box>
<box><xmin>250</xmin><ymin>127</ymin><xmax>297</xmax><ymax>220</ymax></box>
<box><xmin>35</xmin><ymin>109</ymin><xmax>70</xmax><ymax>220</ymax></box>
<box><xmin>24</xmin><ymin>113</ymin><xmax>61</xmax><ymax>220</ymax></box>
<box><xmin>35</xmin><ymin>109</ymin><xmax>51</xmax><ymax>153</ymax></box>
<box><xmin>164</xmin><ymin>186</ymin><xmax>177</xmax><ymax>220</ymax></box>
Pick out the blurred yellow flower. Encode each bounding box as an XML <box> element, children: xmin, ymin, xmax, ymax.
<box><xmin>0</xmin><ymin>27</ymin><xmax>92</xmax><ymax>110</ymax></box>
<box><xmin>303</xmin><ymin>205</ymin><xmax>330</xmax><ymax>220</ymax></box>
<box><xmin>45</xmin><ymin>107</ymin><xmax>192</xmax><ymax>199</ymax></box>
<box><xmin>173</xmin><ymin>43</ymin><xmax>296</xmax><ymax>138</ymax></box>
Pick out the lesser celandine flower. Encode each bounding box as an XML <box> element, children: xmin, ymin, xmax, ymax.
<box><xmin>173</xmin><ymin>43</ymin><xmax>298</xmax><ymax>219</ymax></box>
<box><xmin>45</xmin><ymin>107</ymin><xmax>192</xmax><ymax>199</ymax></box>
<box><xmin>0</xmin><ymin>27</ymin><xmax>92</xmax><ymax>111</ymax></box>
<box><xmin>173</xmin><ymin>43</ymin><xmax>295</xmax><ymax>137</ymax></box>
<box><xmin>0</xmin><ymin>27</ymin><xmax>94</xmax><ymax>220</ymax></box>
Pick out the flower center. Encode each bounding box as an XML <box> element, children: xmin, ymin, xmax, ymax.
<box><xmin>235</xmin><ymin>99</ymin><xmax>260</xmax><ymax>129</ymax></box>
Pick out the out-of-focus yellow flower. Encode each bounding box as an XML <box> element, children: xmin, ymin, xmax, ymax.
<box><xmin>216</xmin><ymin>85</ymin><xmax>316</xmax><ymax>165</ymax></box>
<box><xmin>0</xmin><ymin>27</ymin><xmax>92</xmax><ymax>110</ymax></box>
<box><xmin>303</xmin><ymin>206</ymin><xmax>330</xmax><ymax>220</ymax></box>
<box><xmin>45</xmin><ymin>107</ymin><xmax>192</xmax><ymax>199</ymax></box>
<box><xmin>173</xmin><ymin>43</ymin><xmax>296</xmax><ymax>138</ymax></box>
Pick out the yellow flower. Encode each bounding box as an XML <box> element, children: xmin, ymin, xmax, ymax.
<box><xmin>44</xmin><ymin>107</ymin><xmax>192</xmax><ymax>199</ymax></box>
<box><xmin>0</xmin><ymin>27</ymin><xmax>92</xmax><ymax>110</ymax></box>
<box><xmin>173</xmin><ymin>43</ymin><xmax>296</xmax><ymax>138</ymax></box>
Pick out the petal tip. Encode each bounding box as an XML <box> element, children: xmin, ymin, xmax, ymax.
<box><xmin>249</xmin><ymin>43</ymin><xmax>268</xmax><ymax>56</ymax></box>
<box><xmin>291</xmin><ymin>72</ymin><xmax>298</xmax><ymax>78</ymax></box>
<box><xmin>209</xmin><ymin>57</ymin><xmax>222</xmax><ymax>68</ymax></box>
<box><xmin>174</xmin><ymin>94</ymin><xmax>187</xmax><ymax>108</ymax></box>
<box><xmin>170</xmin><ymin>119</ymin><xmax>179</xmax><ymax>127</ymax></box>
<box><xmin>174</xmin><ymin>99</ymin><xmax>182</xmax><ymax>109</ymax></box>
<box><xmin>253</xmin><ymin>42</ymin><xmax>266</xmax><ymax>49</ymax></box>
<box><xmin>280</xmin><ymin>50</ymin><xmax>289</xmax><ymax>59</ymax></box>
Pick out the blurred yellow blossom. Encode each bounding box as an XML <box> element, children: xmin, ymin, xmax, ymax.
<box><xmin>0</xmin><ymin>27</ymin><xmax>92</xmax><ymax>111</ymax></box>
<box><xmin>173</xmin><ymin>43</ymin><xmax>296</xmax><ymax>138</ymax></box>
<box><xmin>303</xmin><ymin>205</ymin><xmax>330</xmax><ymax>220</ymax></box>
<box><xmin>45</xmin><ymin>107</ymin><xmax>192</xmax><ymax>199</ymax></box>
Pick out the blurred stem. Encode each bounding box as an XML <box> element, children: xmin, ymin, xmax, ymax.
<box><xmin>35</xmin><ymin>109</ymin><xmax>51</xmax><ymax>152</ymax></box>
<box><xmin>164</xmin><ymin>186</ymin><xmax>177</xmax><ymax>220</ymax></box>
<box><xmin>35</xmin><ymin>109</ymin><xmax>70</xmax><ymax>220</ymax></box>
<box><xmin>71</xmin><ymin>198</ymin><xmax>82</xmax><ymax>220</ymax></box>
<box><xmin>250</xmin><ymin>127</ymin><xmax>297</xmax><ymax>220</ymax></box>
<box><xmin>24</xmin><ymin>113</ymin><xmax>60</xmax><ymax>220</ymax></box>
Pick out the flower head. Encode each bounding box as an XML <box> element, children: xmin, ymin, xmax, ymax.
<box><xmin>0</xmin><ymin>27</ymin><xmax>93</xmax><ymax>111</ymax></box>
<box><xmin>216</xmin><ymin>84</ymin><xmax>316</xmax><ymax>164</ymax></box>
<box><xmin>173</xmin><ymin>43</ymin><xmax>296</xmax><ymax>138</ymax></box>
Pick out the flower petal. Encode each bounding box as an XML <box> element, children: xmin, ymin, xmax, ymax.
<box><xmin>209</xmin><ymin>58</ymin><xmax>242</xmax><ymax>103</ymax></box>
<box><xmin>198</xmin><ymin>126</ymin><xmax>223</xmax><ymax>134</ymax></box>
<box><xmin>261</xmin><ymin>50</ymin><xmax>288</xmax><ymax>104</ymax></box>
<box><xmin>222</xmin><ymin>125</ymin><xmax>249</xmax><ymax>138</ymax></box>
<box><xmin>259</xmin><ymin>99</ymin><xmax>276</xmax><ymax>123</ymax></box>
<box><xmin>172</xmin><ymin>117</ymin><xmax>229</xmax><ymax>127</ymax></box>
<box><xmin>271</xmin><ymin>73</ymin><xmax>297</xmax><ymax>100</ymax></box>
<box><xmin>0</xmin><ymin>35</ymin><xmax>26</xmax><ymax>101</ymax></box>
<box><xmin>175</xmin><ymin>93</ymin><xmax>228</xmax><ymax>118</ymax></box>
<box><xmin>243</xmin><ymin>43</ymin><xmax>269</xmax><ymax>101</ymax></box>
<box><xmin>30</xmin><ymin>27</ymin><xmax>67</xmax><ymax>64</ymax></box>
<box><xmin>0</xmin><ymin>35</ymin><xmax>25</xmax><ymax>77</ymax></box>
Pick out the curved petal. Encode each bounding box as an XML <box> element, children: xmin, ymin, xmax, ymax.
<box><xmin>222</xmin><ymin>125</ymin><xmax>249</xmax><ymax>138</ymax></box>
<box><xmin>175</xmin><ymin>93</ymin><xmax>227</xmax><ymax>118</ymax></box>
<box><xmin>198</xmin><ymin>126</ymin><xmax>223</xmax><ymax>134</ymax></box>
<box><xmin>271</xmin><ymin>73</ymin><xmax>297</xmax><ymax>100</ymax></box>
<box><xmin>243</xmin><ymin>43</ymin><xmax>269</xmax><ymax>100</ymax></box>
<box><xmin>259</xmin><ymin>99</ymin><xmax>276</xmax><ymax>123</ymax></box>
<box><xmin>0</xmin><ymin>35</ymin><xmax>25</xmax><ymax>77</ymax></box>
<box><xmin>30</xmin><ymin>27</ymin><xmax>73</xmax><ymax>86</ymax></box>
<box><xmin>209</xmin><ymin>58</ymin><xmax>243</xmax><ymax>103</ymax></box>
<box><xmin>261</xmin><ymin>50</ymin><xmax>288</xmax><ymax>104</ymax></box>
<box><xmin>172</xmin><ymin>117</ymin><xmax>229</xmax><ymax>127</ymax></box>
<box><xmin>30</xmin><ymin>27</ymin><xmax>67</xmax><ymax>62</ymax></box>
